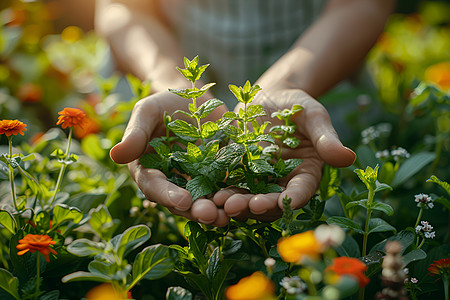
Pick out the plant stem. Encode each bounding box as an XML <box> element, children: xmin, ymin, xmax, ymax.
<box><xmin>443</xmin><ymin>278</ymin><xmax>449</xmax><ymax>300</ymax></box>
<box><xmin>414</xmin><ymin>208</ymin><xmax>423</xmax><ymax>247</ymax></box>
<box><xmin>35</xmin><ymin>254</ymin><xmax>40</xmax><ymax>299</ymax></box>
<box><xmin>49</xmin><ymin>127</ymin><xmax>72</xmax><ymax>207</ymax></box>
<box><xmin>359</xmin><ymin>187</ymin><xmax>375</xmax><ymax>300</ymax></box>
<box><xmin>8</xmin><ymin>137</ymin><xmax>19</xmax><ymax>212</ymax></box>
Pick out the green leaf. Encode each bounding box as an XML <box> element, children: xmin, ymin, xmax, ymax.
<box><xmin>61</xmin><ymin>271</ymin><xmax>112</xmax><ymax>283</ymax></box>
<box><xmin>392</xmin><ymin>152</ymin><xmax>435</xmax><ymax>187</ymax></box>
<box><xmin>213</xmin><ymin>143</ymin><xmax>246</xmax><ymax>168</ymax></box>
<box><xmin>247</xmin><ymin>159</ymin><xmax>273</xmax><ymax>174</ymax></box>
<box><xmin>370</xmin><ymin>201</ymin><xmax>394</xmax><ymax>216</ymax></box>
<box><xmin>88</xmin><ymin>260</ymin><xmax>131</xmax><ymax>281</ymax></box>
<box><xmin>327</xmin><ymin>216</ymin><xmax>363</xmax><ymax>234</ymax></box>
<box><xmin>186</xmin><ymin>176</ymin><xmax>214</xmax><ymax>200</ymax></box>
<box><xmin>168</xmin><ymin>120</ymin><xmax>200</xmax><ymax>142</ymax></box>
<box><xmin>0</xmin><ymin>210</ymin><xmax>16</xmax><ymax>234</ymax></box>
<box><xmin>319</xmin><ymin>165</ymin><xmax>339</xmax><ymax>201</ymax></box>
<box><xmin>0</xmin><ymin>269</ymin><xmax>20</xmax><ymax>300</ymax></box>
<box><xmin>197</xmin><ymin>98</ymin><xmax>224</xmax><ymax>119</ymax></box>
<box><xmin>89</xmin><ymin>205</ymin><xmax>119</xmax><ymax>241</ymax></box>
<box><xmin>368</xmin><ymin>218</ymin><xmax>396</xmax><ymax>234</ymax></box>
<box><xmin>186</xmin><ymin>143</ymin><xmax>202</xmax><ymax>161</ymax></box>
<box><xmin>283</xmin><ymin>137</ymin><xmax>301</xmax><ymax>148</ymax></box>
<box><xmin>113</xmin><ymin>225</ymin><xmax>151</xmax><ymax>259</ymax></box>
<box><xmin>67</xmin><ymin>239</ymin><xmax>106</xmax><ymax>257</ymax></box>
<box><xmin>335</xmin><ymin>234</ymin><xmax>361</xmax><ymax>258</ymax></box>
<box><xmin>184</xmin><ymin>222</ymin><xmax>208</xmax><ymax>270</ymax></box>
<box><xmin>369</xmin><ymin>230</ymin><xmax>415</xmax><ymax>254</ymax></box>
<box><xmin>245</xmin><ymin>104</ymin><xmax>266</xmax><ymax>120</ymax></box>
<box><xmin>39</xmin><ymin>290</ymin><xmax>60</xmax><ymax>300</ymax></box>
<box><xmin>374</xmin><ymin>181</ymin><xmax>392</xmax><ymax>193</ymax></box>
<box><xmin>169</xmin><ymin>83</ymin><xmax>216</xmax><ymax>99</ymax></box>
<box><xmin>139</xmin><ymin>153</ymin><xmax>163</xmax><ymax>169</ymax></box>
<box><xmin>52</xmin><ymin>204</ymin><xmax>83</xmax><ymax>228</ymax></box>
<box><xmin>402</xmin><ymin>249</ymin><xmax>427</xmax><ymax>267</ymax></box>
<box><xmin>201</xmin><ymin>121</ymin><xmax>219</xmax><ymax>139</ymax></box>
<box><xmin>427</xmin><ymin>175</ymin><xmax>450</xmax><ymax>197</ymax></box>
<box><xmin>132</xmin><ymin>244</ymin><xmax>174</xmax><ymax>284</ymax></box>
<box><xmin>166</xmin><ymin>286</ymin><xmax>193</xmax><ymax>300</ymax></box>
<box><xmin>229</xmin><ymin>84</ymin><xmax>243</xmax><ymax>103</ymax></box>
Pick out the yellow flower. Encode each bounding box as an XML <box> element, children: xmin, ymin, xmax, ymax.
<box><xmin>226</xmin><ymin>272</ymin><xmax>276</xmax><ymax>300</ymax></box>
<box><xmin>424</xmin><ymin>61</ymin><xmax>450</xmax><ymax>91</ymax></box>
<box><xmin>277</xmin><ymin>230</ymin><xmax>322</xmax><ymax>263</ymax></box>
<box><xmin>85</xmin><ymin>283</ymin><xmax>132</xmax><ymax>300</ymax></box>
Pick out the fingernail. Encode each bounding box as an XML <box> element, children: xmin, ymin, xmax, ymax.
<box><xmin>197</xmin><ymin>218</ymin><xmax>214</xmax><ymax>224</ymax></box>
<box><xmin>250</xmin><ymin>209</ymin><xmax>267</xmax><ymax>215</ymax></box>
<box><xmin>228</xmin><ymin>212</ymin><xmax>240</xmax><ymax>217</ymax></box>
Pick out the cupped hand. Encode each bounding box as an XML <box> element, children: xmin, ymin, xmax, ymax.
<box><xmin>110</xmin><ymin>90</ymin><xmax>230</xmax><ymax>227</ymax></box>
<box><xmin>214</xmin><ymin>89</ymin><xmax>356</xmax><ymax>222</ymax></box>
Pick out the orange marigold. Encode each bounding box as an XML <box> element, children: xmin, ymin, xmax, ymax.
<box><xmin>73</xmin><ymin>116</ymin><xmax>100</xmax><ymax>139</ymax></box>
<box><xmin>226</xmin><ymin>272</ymin><xmax>276</xmax><ymax>300</ymax></box>
<box><xmin>56</xmin><ymin>107</ymin><xmax>86</xmax><ymax>129</ymax></box>
<box><xmin>0</xmin><ymin>119</ymin><xmax>27</xmax><ymax>137</ymax></box>
<box><xmin>277</xmin><ymin>230</ymin><xmax>322</xmax><ymax>263</ymax></box>
<box><xmin>429</xmin><ymin>258</ymin><xmax>450</xmax><ymax>277</ymax></box>
<box><xmin>326</xmin><ymin>256</ymin><xmax>370</xmax><ymax>288</ymax></box>
<box><xmin>424</xmin><ymin>61</ymin><xmax>450</xmax><ymax>91</ymax></box>
<box><xmin>85</xmin><ymin>283</ymin><xmax>132</xmax><ymax>300</ymax></box>
<box><xmin>16</xmin><ymin>234</ymin><xmax>57</xmax><ymax>262</ymax></box>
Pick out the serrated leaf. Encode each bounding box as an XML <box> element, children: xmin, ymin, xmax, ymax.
<box><xmin>186</xmin><ymin>176</ymin><xmax>214</xmax><ymax>200</ymax></box>
<box><xmin>283</xmin><ymin>137</ymin><xmax>301</xmax><ymax>148</ymax></box>
<box><xmin>201</xmin><ymin>121</ymin><xmax>219</xmax><ymax>139</ymax></box>
<box><xmin>166</xmin><ymin>286</ymin><xmax>193</xmax><ymax>300</ymax></box>
<box><xmin>213</xmin><ymin>143</ymin><xmax>246</xmax><ymax>168</ymax></box>
<box><xmin>248</xmin><ymin>159</ymin><xmax>273</xmax><ymax>174</ymax></box>
<box><xmin>197</xmin><ymin>98</ymin><xmax>224</xmax><ymax>119</ymax></box>
<box><xmin>427</xmin><ymin>175</ymin><xmax>450</xmax><ymax>196</ymax></box>
<box><xmin>168</xmin><ymin>120</ymin><xmax>199</xmax><ymax>142</ymax></box>
<box><xmin>229</xmin><ymin>84</ymin><xmax>243</xmax><ymax>103</ymax></box>
<box><xmin>246</xmin><ymin>104</ymin><xmax>266</xmax><ymax>120</ymax></box>
<box><xmin>187</xmin><ymin>143</ymin><xmax>202</xmax><ymax>160</ymax></box>
<box><xmin>139</xmin><ymin>153</ymin><xmax>163</xmax><ymax>169</ymax></box>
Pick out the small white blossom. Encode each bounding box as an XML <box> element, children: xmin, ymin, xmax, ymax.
<box><xmin>420</xmin><ymin>221</ymin><xmax>433</xmax><ymax>232</ymax></box>
<box><xmin>264</xmin><ymin>258</ymin><xmax>276</xmax><ymax>269</ymax></box>
<box><xmin>129</xmin><ymin>206</ymin><xmax>139</xmax><ymax>217</ymax></box>
<box><xmin>391</xmin><ymin>147</ymin><xmax>410</xmax><ymax>161</ymax></box>
<box><xmin>410</xmin><ymin>278</ymin><xmax>418</xmax><ymax>284</ymax></box>
<box><xmin>414</xmin><ymin>193</ymin><xmax>434</xmax><ymax>209</ymax></box>
<box><xmin>424</xmin><ymin>231</ymin><xmax>436</xmax><ymax>239</ymax></box>
<box><xmin>280</xmin><ymin>276</ymin><xmax>307</xmax><ymax>295</ymax></box>
<box><xmin>415</xmin><ymin>225</ymin><xmax>422</xmax><ymax>233</ymax></box>
<box><xmin>375</xmin><ymin>150</ymin><xmax>390</xmax><ymax>159</ymax></box>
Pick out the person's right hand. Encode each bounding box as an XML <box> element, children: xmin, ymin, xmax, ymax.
<box><xmin>110</xmin><ymin>90</ymin><xmax>230</xmax><ymax>227</ymax></box>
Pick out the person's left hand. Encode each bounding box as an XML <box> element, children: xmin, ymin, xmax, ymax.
<box><xmin>212</xmin><ymin>89</ymin><xmax>356</xmax><ymax>222</ymax></box>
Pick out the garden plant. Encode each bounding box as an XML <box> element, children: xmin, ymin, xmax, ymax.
<box><xmin>0</xmin><ymin>1</ymin><xmax>449</xmax><ymax>300</ymax></box>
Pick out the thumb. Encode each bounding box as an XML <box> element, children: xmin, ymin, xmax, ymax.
<box><xmin>298</xmin><ymin>100</ymin><xmax>356</xmax><ymax>168</ymax></box>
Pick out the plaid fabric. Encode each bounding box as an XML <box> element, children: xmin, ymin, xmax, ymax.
<box><xmin>160</xmin><ymin>0</ymin><xmax>327</xmax><ymax>107</ymax></box>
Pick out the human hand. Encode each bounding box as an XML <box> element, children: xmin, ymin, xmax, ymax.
<box><xmin>110</xmin><ymin>90</ymin><xmax>230</xmax><ymax>227</ymax></box>
<box><xmin>213</xmin><ymin>89</ymin><xmax>356</xmax><ymax>222</ymax></box>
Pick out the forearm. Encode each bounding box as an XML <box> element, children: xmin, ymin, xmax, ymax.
<box><xmin>95</xmin><ymin>0</ymin><xmax>186</xmax><ymax>92</ymax></box>
<box><xmin>256</xmin><ymin>0</ymin><xmax>396</xmax><ymax>98</ymax></box>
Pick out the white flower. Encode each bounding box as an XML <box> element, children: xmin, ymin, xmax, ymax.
<box><xmin>390</xmin><ymin>147</ymin><xmax>410</xmax><ymax>160</ymax></box>
<box><xmin>264</xmin><ymin>258</ymin><xmax>276</xmax><ymax>269</ymax></box>
<box><xmin>280</xmin><ymin>276</ymin><xmax>307</xmax><ymax>295</ymax></box>
<box><xmin>424</xmin><ymin>231</ymin><xmax>436</xmax><ymax>239</ymax></box>
<box><xmin>410</xmin><ymin>277</ymin><xmax>418</xmax><ymax>284</ymax></box>
<box><xmin>420</xmin><ymin>221</ymin><xmax>433</xmax><ymax>232</ymax></box>
<box><xmin>375</xmin><ymin>150</ymin><xmax>390</xmax><ymax>159</ymax></box>
<box><xmin>314</xmin><ymin>224</ymin><xmax>345</xmax><ymax>247</ymax></box>
<box><xmin>414</xmin><ymin>193</ymin><xmax>433</xmax><ymax>209</ymax></box>
<box><xmin>415</xmin><ymin>225</ymin><xmax>422</xmax><ymax>233</ymax></box>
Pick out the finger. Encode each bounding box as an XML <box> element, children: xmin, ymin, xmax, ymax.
<box><xmin>296</xmin><ymin>99</ymin><xmax>356</xmax><ymax>168</ymax></box>
<box><xmin>169</xmin><ymin>207</ymin><xmax>230</xmax><ymax>227</ymax></box>
<box><xmin>248</xmin><ymin>193</ymin><xmax>280</xmax><ymax>215</ymax></box>
<box><xmin>223</xmin><ymin>194</ymin><xmax>253</xmax><ymax>218</ymax></box>
<box><xmin>278</xmin><ymin>171</ymin><xmax>320</xmax><ymax>210</ymax></box>
<box><xmin>132</xmin><ymin>161</ymin><xmax>192</xmax><ymax>211</ymax></box>
<box><xmin>191</xmin><ymin>199</ymin><xmax>219</xmax><ymax>224</ymax></box>
<box><xmin>110</xmin><ymin>97</ymin><xmax>162</xmax><ymax>164</ymax></box>
<box><xmin>213</xmin><ymin>187</ymin><xmax>249</xmax><ymax>207</ymax></box>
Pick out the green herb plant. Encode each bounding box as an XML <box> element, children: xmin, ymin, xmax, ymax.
<box><xmin>139</xmin><ymin>56</ymin><xmax>303</xmax><ymax>200</ymax></box>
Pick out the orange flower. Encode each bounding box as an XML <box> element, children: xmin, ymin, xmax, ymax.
<box><xmin>16</xmin><ymin>234</ymin><xmax>57</xmax><ymax>262</ymax></box>
<box><xmin>424</xmin><ymin>61</ymin><xmax>450</xmax><ymax>91</ymax></box>
<box><xmin>429</xmin><ymin>258</ymin><xmax>450</xmax><ymax>277</ymax></box>
<box><xmin>0</xmin><ymin>119</ymin><xmax>27</xmax><ymax>137</ymax></box>
<box><xmin>277</xmin><ymin>230</ymin><xmax>322</xmax><ymax>263</ymax></box>
<box><xmin>85</xmin><ymin>283</ymin><xmax>132</xmax><ymax>300</ymax></box>
<box><xmin>326</xmin><ymin>257</ymin><xmax>370</xmax><ymax>288</ymax></box>
<box><xmin>56</xmin><ymin>107</ymin><xmax>86</xmax><ymax>129</ymax></box>
<box><xmin>226</xmin><ymin>272</ymin><xmax>276</xmax><ymax>300</ymax></box>
<box><xmin>74</xmin><ymin>116</ymin><xmax>100</xmax><ymax>139</ymax></box>
<box><xmin>16</xmin><ymin>83</ymin><xmax>43</xmax><ymax>103</ymax></box>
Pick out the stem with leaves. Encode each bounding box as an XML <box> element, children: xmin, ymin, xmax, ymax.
<box><xmin>7</xmin><ymin>136</ymin><xmax>19</xmax><ymax>211</ymax></box>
